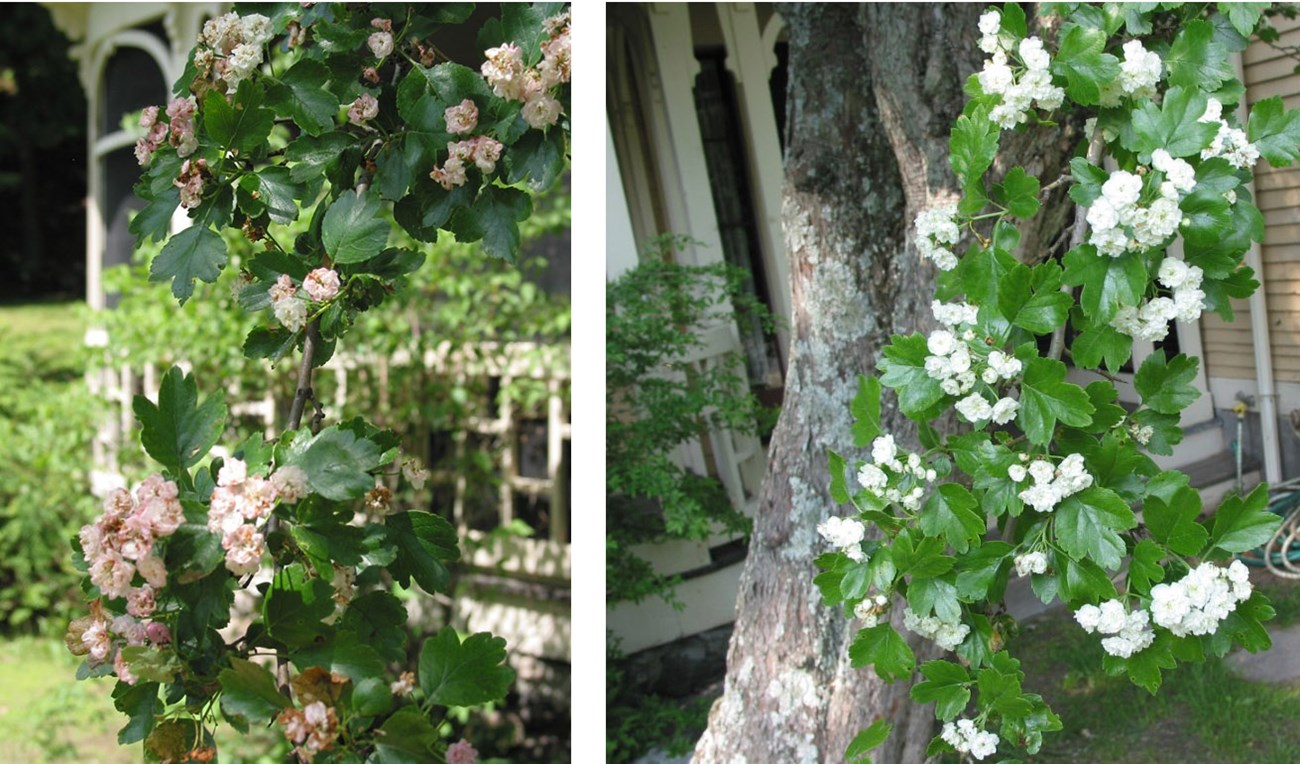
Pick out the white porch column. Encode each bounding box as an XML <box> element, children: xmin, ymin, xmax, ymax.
<box><xmin>607</xmin><ymin>116</ymin><xmax>640</xmax><ymax>280</ymax></box>
<box><xmin>644</xmin><ymin>3</ymin><xmax>725</xmax><ymax>266</ymax></box>
<box><xmin>716</xmin><ymin>4</ymin><xmax>791</xmax><ymax>367</ymax></box>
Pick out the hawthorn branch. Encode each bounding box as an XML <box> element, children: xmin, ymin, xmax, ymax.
<box><xmin>1047</xmin><ymin>129</ymin><xmax>1106</xmax><ymax>362</ymax></box>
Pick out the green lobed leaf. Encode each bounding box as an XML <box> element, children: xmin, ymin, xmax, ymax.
<box><xmin>113</xmin><ymin>681</ymin><xmax>159</xmax><ymax>745</ymax></box>
<box><xmin>386</xmin><ymin>511</ymin><xmax>462</xmax><ymax>595</ymax></box>
<box><xmin>1125</xmin><ymin>86</ymin><xmax>1220</xmax><ymax>160</ymax></box>
<box><xmin>285</xmin><ymin>131</ymin><xmax>353</xmax><ymax>183</ymax></box>
<box><xmin>130</xmin><ymin>187</ymin><xmax>181</xmax><ymax>246</ymax></box>
<box><xmin>949</xmin><ymin>112</ymin><xmax>1000</xmax><ymax>185</ymax></box>
<box><xmin>1017</xmin><ymin>356</ymin><xmax>1095</xmax><ymax>445</ymax></box>
<box><xmin>1133</xmin><ymin>353</ymin><xmax>1201</xmax><ymax>415</ymax></box>
<box><xmin>263</xmin><ymin>562</ymin><xmax>335</xmax><ymax>648</ymax></box>
<box><xmin>1165</xmin><ymin>20</ymin><xmax>1232</xmax><ymax>92</ymax></box>
<box><xmin>998</xmin><ymin>263</ymin><xmax>1071</xmax><ymax>335</ymax></box>
<box><xmin>418</xmin><ymin>626</ymin><xmax>515</xmax><ymax>707</ymax></box>
<box><xmin>1131</xmin><ymin>409</ymin><xmax>1183</xmax><ymax>456</ymax></box>
<box><xmin>910</xmin><ymin>660</ymin><xmax>972</xmax><ymax>721</ymax></box>
<box><xmin>1144</xmin><ymin>488</ymin><xmax>1209</xmax><ymax>556</ymax></box>
<box><xmin>998</xmin><ymin>167</ymin><xmax>1041</xmax><ymax>219</ymax></box>
<box><xmin>1220</xmin><ymin>3</ymin><xmax>1269</xmax><ymax>37</ymax></box>
<box><xmin>203</xmin><ymin>80</ymin><xmax>275</xmax><ymax>155</ymax></box>
<box><xmin>955</xmin><ymin>541</ymin><xmax>1013</xmax><ymax>602</ymax></box>
<box><xmin>846</xmin><ymin>719</ymin><xmax>893</xmax><ymax>763</ymax></box>
<box><xmin>321</xmin><ymin>189</ymin><xmax>391</xmax><ymax>264</ymax></box>
<box><xmin>284</xmin><ymin>425</ymin><xmax>383</xmax><ymax>501</ymax></box>
<box><xmin>268</xmin><ymin>58</ymin><xmax>338</xmax><ymax>136</ymax></box>
<box><xmin>878</xmin><ymin>334</ymin><xmax>945</xmax><ymax>419</ymax></box>
<box><xmin>149</xmin><ymin>224</ymin><xmax>228</xmax><ymax>303</ymax></box>
<box><xmin>341</xmin><ymin>590</ymin><xmax>409</xmax><ymax>664</ymax></box>
<box><xmin>292</xmin><ymin>630</ymin><xmax>386</xmax><ymax>682</ymax></box>
<box><xmin>1062</xmin><ymin>245</ymin><xmax>1146</xmax><ymax>324</ymax></box>
<box><xmin>1248</xmin><ymin>95</ymin><xmax>1300</xmax><ymax>167</ymax></box>
<box><xmin>908</xmin><ymin>576</ymin><xmax>961</xmax><ymax>623</ymax></box>
<box><xmin>1208</xmin><ymin>484</ymin><xmax>1282</xmax><ymax>555</ymax></box>
<box><xmin>848</xmin><ymin>623</ymin><xmax>916</xmax><ymax>682</ymax></box>
<box><xmin>447</xmin><ymin>185</ymin><xmax>534</xmax><ymax>262</ymax></box>
<box><xmin>370</xmin><ymin>706</ymin><xmax>442</xmax><ymax>762</ymax></box>
<box><xmin>218</xmin><ymin>658</ymin><xmax>293</xmax><ymax>728</ymax></box>
<box><xmin>919</xmin><ymin>483</ymin><xmax>984</xmax><ymax>555</ymax></box>
<box><xmin>1051</xmin><ymin>24</ymin><xmax>1120</xmax><ymax>106</ymax></box>
<box><xmin>1054</xmin><ymin>486</ymin><xmax>1137</xmax><ymax>570</ymax></box>
<box><xmin>132</xmin><ymin>365</ymin><xmax>227</xmax><ymax>474</ymax></box>
<box><xmin>1129</xmin><ymin>538</ymin><xmax>1167</xmax><ymax>596</ymax></box>
<box><xmin>352</xmin><ymin>676</ymin><xmax>394</xmax><ymax>717</ymax></box>
<box><xmin>505</xmin><ymin>127</ymin><xmax>568</xmax><ymax>193</ymax></box>
<box><xmin>852</xmin><ymin>376</ymin><xmax>883</xmax><ymax>447</ymax></box>
<box><xmin>828</xmin><ymin>450</ymin><xmax>851</xmax><ymax>505</ymax></box>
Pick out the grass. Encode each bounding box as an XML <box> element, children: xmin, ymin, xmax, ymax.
<box><xmin>0</xmin><ymin>298</ymin><xmax>86</xmax><ymax>378</ymax></box>
<box><xmin>1010</xmin><ymin>576</ymin><xmax>1300</xmax><ymax>764</ymax></box>
<box><xmin>0</xmin><ymin>636</ymin><xmax>128</xmax><ymax>763</ymax></box>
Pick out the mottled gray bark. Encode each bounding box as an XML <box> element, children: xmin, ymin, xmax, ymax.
<box><xmin>693</xmin><ymin>5</ymin><xmax>1081</xmax><ymax>763</ymax></box>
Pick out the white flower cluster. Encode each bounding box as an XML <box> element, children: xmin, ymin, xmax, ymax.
<box><xmin>903</xmin><ymin>606</ymin><xmax>970</xmax><ymax>651</ymax></box>
<box><xmin>941</xmin><ymin>719</ymin><xmax>1000</xmax><ymax>761</ymax></box>
<box><xmin>1111</xmin><ymin>257</ymin><xmax>1206</xmax><ymax>342</ymax></box>
<box><xmin>1013</xmin><ymin>551</ymin><xmax>1049</xmax><ymax>577</ymax></box>
<box><xmin>816</xmin><ymin>516</ymin><xmax>867</xmax><ymax>561</ymax></box>
<box><xmin>956</xmin><ymin>393</ymin><xmax>1020</xmax><ymax>427</ymax></box>
<box><xmin>1099</xmin><ymin>40</ymin><xmax>1162</xmax><ymax>106</ymax></box>
<box><xmin>854</xmin><ymin>594</ymin><xmax>890</xmax><ymax>628</ymax></box>
<box><xmin>1075</xmin><ymin>599</ymin><xmax>1155</xmax><ymax>659</ymax></box>
<box><xmin>975</xmin><ymin>12</ymin><xmax>1064</xmax><ymax>129</ymax></box>
<box><xmin>1200</xmin><ymin>98</ymin><xmax>1260</xmax><ymax>169</ymax></box>
<box><xmin>1150</xmin><ymin>560</ymin><xmax>1252</xmax><ymax>637</ymax></box>
<box><xmin>1086</xmin><ymin>165</ymin><xmax>1187</xmax><ymax>258</ymax></box>
<box><xmin>915</xmin><ymin>206</ymin><xmax>961</xmax><ymax>271</ymax></box>
<box><xmin>1008</xmin><ymin>453</ymin><xmax>1093</xmax><ymax>514</ymax></box>
<box><xmin>856</xmin><ymin>433</ymin><xmax>938</xmax><ymax>512</ymax></box>
<box><xmin>1128</xmin><ymin>421</ymin><xmax>1155</xmax><ymax>445</ymax></box>
<box><xmin>932</xmin><ymin>299</ymin><xmax>979</xmax><ymax>328</ymax></box>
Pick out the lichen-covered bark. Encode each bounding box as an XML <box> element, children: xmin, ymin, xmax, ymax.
<box><xmin>693</xmin><ymin>5</ymin><xmax>1081</xmax><ymax>763</ymax></box>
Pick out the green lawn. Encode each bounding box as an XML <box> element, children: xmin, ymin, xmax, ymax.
<box><xmin>1011</xmin><ymin>574</ymin><xmax>1300</xmax><ymax>764</ymax></box>
<box><xmin>0</xmin><ymin>298</ymin><xmax>86</xmax><ymax>378</ymax></box>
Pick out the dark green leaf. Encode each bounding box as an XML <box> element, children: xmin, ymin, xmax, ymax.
<box><xmin>113</xmin><ymin>681</ymin><xmax>159</xmax><ymax>745</ymax></box>
<box><xmin>321</xmin><ymin>189</ymin><xmax>390</xmax><ymax>264</ymax></box>
<box><xmin>846</xmin><ymin>719</ymin><xmax>893</xmax><ymax>763</ymax></box>
<box><xmin>1209</xmin><ymin>484</ymin><xmax>1282</xmax><ymax>554</ymax></box>
<box><xmin>149</xmin><ymin>225</ymin><xmax>228</xmax><ymax>303</ymax></box>
<box><xmin>919</xmin><ymin>483</ymin><xmax>984</xmax><ymax>555</ymax></box>
<box><xmin>286</xmin><ymin>132</ymin><xmax>353</xmax><ymax>183</ymax></box>
<box><xmin>263</xmin><ymin>563</ymin><xmax>335</xmax><ymax>648</ymax></box>
<box><xmin>949</xmin><ymin>112</ymin><xmax>1000</xmax><ymax>184</ymax></box>
<box><xmin>848</xmin><ymin>623</ymin><xmax>915</xmax><ymax>682</ymax></box>
<box><xmin>879</xmin><ymin>334</ymin><xmax>945</xmax><ymax>419</ymax></box>
<box><xmin>284</xmin><ymin>425</ymin><xmax>383</xmax><ymax>501</ymax></box>
<box><xmin>1062</xmin><ymin>245</ymin><xmax>1146</xmax><ymax>324</ymax></box>
<box><xmin>1017</xmin><ymin>357</ymin><xmax>1095</xmax><ymax>444</ymax></box>
<box><xmin>370</xmin><ymin>706</ymin><xmax>442</xmax><ymax>762</ymax></box>
<box><xmin>1144</xmin><ymin>489</ymin><xmax>1209</xmax><ymax>556</ymax></box>
<box><xmin>1248</xmin><ymin>95</ymin><xmax>1300</xmax><ymax>167</ymax></box>
<box><xmin>1051</xmin><ymin>24</ymin><xmax>1120</xmax><ymax>105</ymax></box>
<box><xmin>132</xmin><ymin>365</ymin><xmax>227</xmax><ymax>474</ymax></box>
<box><xmin>292</xmin><ymin>630</ymin><xmax>385</xmax><ymax>682</ymax></box>
<box><xmin>218</xmin><ymin>658</ymin><xmax>292</xmax><ymax>728</ymax></box>
<box><xmin>998</xmin><ymin>167</ymin><xmax>1041</xmax><ymax>219</ymax></box>
<box><xmin>1133</xmin><ymin>353</ymin><xmax>1201</xmax><ymax>415</ymax></box>
<box><xmin>505</xmin><ymin>127</ymin><xmax>567</xmax><ymax>192</ymax></box>
<box><xmin>130</xmin><ymin>188</ymin><xmax>180</xmax><ymax>246</ymax></box>
<box><xmin>269</xmin><ymin>58</ymin><xmax>338</xmax><ymax>136</ymax></box>
<box><xmin>1166</xmin><ymin>20</ymin><xmax>1231</xmax><ymax>92</ymax></box>
<box><xmin>203</xmin><ymin>81</ymin><xmax>274</xmax><ymax>155</ymax></box>
<box><xmin>852</xmin><ymin>376</ymin><xmax>883</xmax><ymax>447</ymax></box>
<box><xmin>386</xmin><ymin>511</ymin><xmax>461</xmax><ymax>595</ymax></box>
<box><xmin>418</xmin><ymin>626</ymin><xmax>515</xmax><ymax>707</ymax></box>
<box><xmin>1126</xmin><ymin>86</ymin><xmax>1220</xmax><ymax>159</ymax></box>
<box><xmin>341</xmin><ymin>591</ymin><xmax>409</xmax><ymax>664</ymax></box>
<box><xmin>447</xmin><ymin>185</ymin><xmax>534</xmax><ymax>262</ymax></box>
<box><xmin>1055</xmin><ymin>487</ymin><xmax>1136</xmax><ymax>570</ymax></box>
<box><xmin>910</xmin><ymin>661</ymin><xmax>971</xmax><ymax>721</ymax></box>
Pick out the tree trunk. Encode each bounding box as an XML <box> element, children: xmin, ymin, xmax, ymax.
<box><xmin>693</xmin><ymin>5</ymin><xmax>1081</xmax><ymax>762</ymax></box>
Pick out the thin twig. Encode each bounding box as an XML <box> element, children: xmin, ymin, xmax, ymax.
<box><xmin>1038</xmin><ymin>172</ymin><xmax>1073</xmax><ymax>199</ymax></box>
<box><xmin>1047</xmin><ymin>130</ymin><xmax>1106</xmax><ymax>362</ymax></box>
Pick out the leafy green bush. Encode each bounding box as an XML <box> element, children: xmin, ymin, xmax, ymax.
<box><xmin>606</xmin><ymin>237</ymin><xmax>776</xmax><ymax>604</ymax></box>
<box><xmin>0</xmin><ymin>303</ymin><xmax>99</xmax><ymax>633</ymax></box>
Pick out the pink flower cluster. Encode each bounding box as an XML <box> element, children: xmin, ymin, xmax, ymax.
<box><xmin>194</xmin><ymin>12</ymin><xmax>274</xmax><ymax>94</ymax></box>
<box><xmin>348</xmin><ymin>93</ymin><xmax>379</xmax><ymax>126</ymax></box>
<box><xmin>303</xmin><ymin>268</ymin><xmax>341</xmax><ymax>302</ymax></box>
<box><xmin>269</xmin><ymin>274</ymin><xmax>308</xmax><ymax>332</ymax></box>
<box><xmin>134</xmin><ymin>96</ymin><xmax>199</xmax><ymax>166</ymax></box>
<box><xmin>445</xmin><ymin>99</ymin><xmax>479</xmax><ymax>135</ymax></box>
<box><xmin>208</xmin><ymin>458</ymin><xmax>279</xmax><ymax>576</ymax></box>
<box><xmin>80</xmin><ymin>474</ymin><xmax>183</xmax><ymax>601</ymax></box>
<box><xmin>368</xmin><ymin>18</ymin><xmax>394</xmax><ymax>59</ymax></box>
<box><xmin>480</xmin><ymin>10</ymin><xmax>570</xmax><ymax>130</ymax></box>
<box><xmin>73</xmin><ymin>600</ymin><xmax>171</xmax><ymax>685</ymax></box>
<box><xmin>429</xmin><ymin>136</ymin><xmax>505</xmax><ymax>191</ymax></box>
<box><xmin>174</xmin><ymin>157</ymin><xmax>210</xmax><ymax>209</ymax></box>
<box><xmin>277</xmin><ymin>701</ymin><xmax>340</xmax><ymax>761</ymax></box>
<box><xmin>447</xmin><ymin>739</ymin><xmax>479</xmax><ymax>764</ymax></box>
